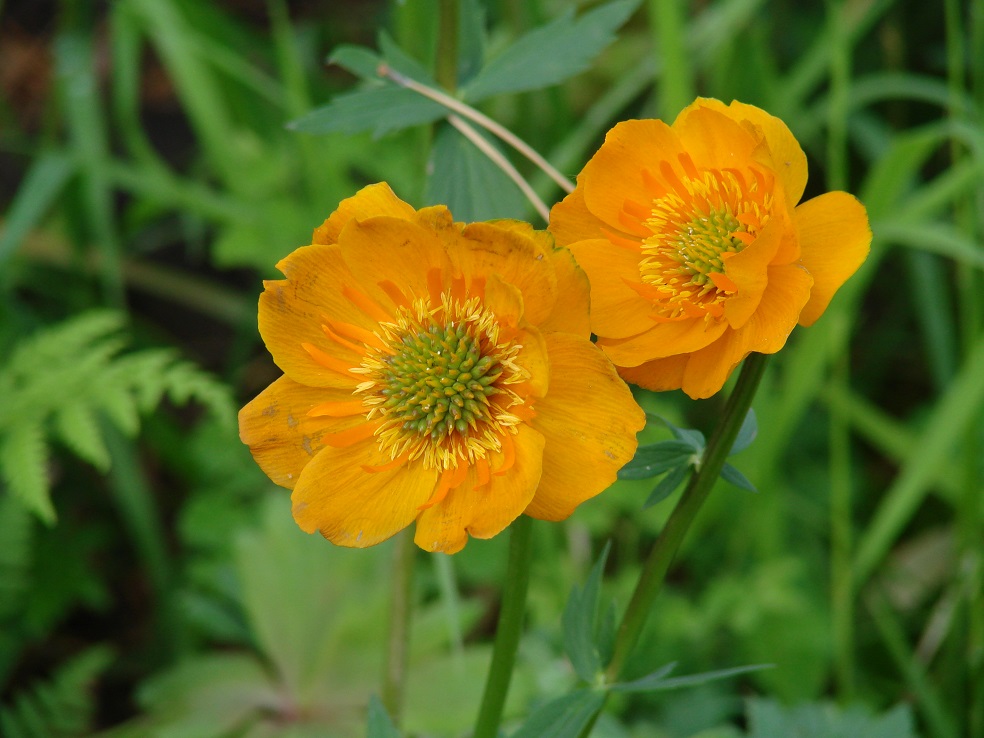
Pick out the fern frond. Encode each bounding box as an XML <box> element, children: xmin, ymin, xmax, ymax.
<box><xmin>0</xmin><ymin>422</ymin><xmax>52</xmax><ymax>523</ymax></box>
<box><xmin>0</xmin><ymin>310</ymin><xmax>236</xmax><ymax>523</ymax></box>
<box><xmin>0</xmin><ymin>646</ymin><xmax>112</xmax><ymax>738</ymax></box>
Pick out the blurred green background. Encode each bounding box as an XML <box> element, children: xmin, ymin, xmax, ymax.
<box><xmin>0</xmin><ymin>0</ymin><xmax>982</xmax><ymax>736</ymax></box>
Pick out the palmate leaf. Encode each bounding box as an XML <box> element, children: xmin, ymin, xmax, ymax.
<box><xmin>288</xmin><ymin>86</ymin><xmax>447</xmax><ymax>138</ymax></box>
<box><xmin>425</xmin><ymin>123</ymin><xmax>528</xmax><ymax>221</ymax></box>
<box><xmin>367</xmin><ymin>695</ymin><xmax>401</xmax><ymax>738</ymax></box>
<box><xmin>461</xmin><ymin>0</ymin><xmax>642</xmax><ymax>102</ymax></box>
<box><xmin>0</xmin><ymin>310</ymin><xmax>234</xmax><ymax>523</ymax></box>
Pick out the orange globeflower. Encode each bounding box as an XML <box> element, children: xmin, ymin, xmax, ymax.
<box><xmin>549</xmin><ymin>98</ymin><xmax>871</xmax><ymax>399</ymax></box>
<box><xmin>239</xmin><ymin>183</ymin><xmax>644</xmax><ymax>554</ymax></box>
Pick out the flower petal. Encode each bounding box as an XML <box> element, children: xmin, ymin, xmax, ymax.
<box><xmin>312</xmin><ymin>182</ymin><xmax>416</xmax><ymax>245</ymax></box>
<box><xmin>580</xmin><ymin>119</ymin><xmax>686</xmax><ymax>233</ymax></box>
<box><xmin>721</xmin><ymin>209</ymin><xmax>786</xmax><ymax>329</ymax></box>
<box><xmin>540</xmin><ymin>246</ymin><xmax>592</xmax><ymax>337</ymax></box>
<box><xmin>238</xmin><ymin>376</ymin><xmax>365</xmax><ymax>488</ymax></box>
<box><xmin>413</xmin><ymin>425</ymin><xmax>545</xmax><ymax>553</ymax></box>
<box><xmin>719</xmin><ymin>99</ymin><xmax>808</xmax><ymax>207</ymax></box>
<box><xmin>548</xmin><ymin>185</ymin><xmax>608</xmax><ymax>246</ymax></box>
<box><xmin>567</xmin><ymin>238</ymin><xmax>655</xmax><ymax>339</ymax></box>
<box><xmin>681</xmin><ymin>263</ymin><xmax>813</xmax><ymax>398</ymax></box>
<box><xmin>259</xmin><ymin>245</ymin><xmax>371</xmax><ymax>388</ymax></box>
<box><xmin>672</xmin><ymin>101</ymin><xmax>760</xmax><ymax>172</ymax></box>
<box><xmin>618</xmin><ymin>354</ymin><xmax>690</xmax><ymax>392</ymax></box>
<box><xmin>795</xmin><ymin>191</ymin><xmax>872</xmax><ymax>326</ymax></box>
<box><xmin>339</xmin><ymin>215</ymin><xmax>453</xmax><ymax>309</ymax></box>
<box><xmin>455</xmin><ymin>221</ymin><xmax>558</xmax><ymax>326</ymax></box>
<box><xmin>599</xmin><ymin>316</ymin><xmax>729</xmax><ymax>365</ymax></box>
<box><xmin>291</xmin><ymin>437</ymin><xmax>439</xmax><ymax>548</ymax></box>
<box><xmin>526</xmin><ymin>334</ymin><xmax>643</xmax><ymax>521</ymax></box>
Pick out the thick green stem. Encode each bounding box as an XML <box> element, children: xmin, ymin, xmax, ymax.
<box><xmin>605</xmin><ymin>353</ymin><xmax>769</xmax><ymax>682</ymax></box>
<box><xmin>381</xmin><ymin>529</ymin><xmax>417</xmax><ymax>725</ymax></box>
<box><xmin>473</xmin><ymin>515</ymin><xmax>534</xmax><ymax>738</ymax></box>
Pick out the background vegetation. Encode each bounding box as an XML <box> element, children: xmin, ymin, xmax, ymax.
<box><xmin>0</xmin><ymin>0</ymin><xmax>981</xmax><ymax>736</ymax></box>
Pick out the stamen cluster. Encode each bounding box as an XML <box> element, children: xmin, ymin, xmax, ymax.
<box><xmin>354</xmin><ymin>295</ymin><xmax>529</xmax><ymax>470</ymax></box>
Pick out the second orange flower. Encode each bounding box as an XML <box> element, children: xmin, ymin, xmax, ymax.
<box><xmin>550</xmin><ymin>98</ymin><xmax>872</xmax><ymax>399</ymax></box>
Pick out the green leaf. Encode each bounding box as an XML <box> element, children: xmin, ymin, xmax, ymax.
<box><xmin>425</xmin><ymin>123</ymin><xmax>528</xmax><ymax>222</ymax></box>
<box><xmin>510</xmin><ymin>689</ymin><xmax>607</xmax><ymax>738</ymax></box>
<box><xmin>647</xmin><ymin>413</ymin><xmax>706</xmax><ymax>451</ymax></box>
<box><xmin>463</xmin><ymin>0</ymin><xmax>641</xmax><ymax>102</ymax></box>
<box><xmin>618</xmin><ymin>440</ymin><xmax>696</xmax><ymax>480</ymax></box>
<box><xmin>457</xmin><ymin>0</ymin><xmax>487</xmax><ymax>84</ymax></box>
<box><xmin>729</xmin><ymin>409</ymin><xmax>757</xmax><ymax>455</ymax></box>
<box><xmin>644</xmin><ymin>464</ymin><xmax>690</xmax><ymax>508</ymax></box>
<box><xmin>562</xmin><ymin>542</ymin><xmax>611</xmax><ymax>683</ymax></box>
<box><xmin>367</xmin><ymin>695</ymin><xmax>401</xmax><ymax>738</ymax></box>
<box><xmin>329</xmin><ymin>44</ymin><xmax>382</xmax><ymax>80</ymax></box>
<box><xmin>288</xmin><ymin>87</ymin><xmax>447</xmax><ymax>138</ymax></box>
<box><xmin>610</xmin><ymin>663</ymin><xmax>772</xmax><ymax>693</ymax></box>
<box><xmin>378</xmin><ymin>31</ymin><xmax>437</xmax><ymax>86</ymax></box>
<box><xmin>720</xmin><ymin>463</ymin><xmax>757</xmax><ymax>492</ymax></box>
<box><xmin>0</xmin><ymin>495</ymin><xmax>33</xmax><ymax>622</ymax></box>
<box><xmin>745</xmin><ymin>698</ymin><xmax>918</xmax><ymax>738</ymax></box>
<box><xmin>0</xmin><ymin>423</ymin><xmax>53</xmax><ymax>524</ymax></box>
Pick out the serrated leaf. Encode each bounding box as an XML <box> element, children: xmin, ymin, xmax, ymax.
<box><xmin>0</xmin><ymin>423</ymin><xmax>53</xmax><ymax>524</ymax></box>
<box><xmin>463</xmin><ymin>0</ymin><xmax>641</xmax><ymax>102</ymax></box>
<box><xmin>367</xmin><ymin>695</ymin><xmax>401</xmax><ymax>738</ymax></box>
<box><xmin>746</xmin><ymin>698</ymin><xmax>918</xmax><ymax>738</ymax></box>
<box><xmin>54</xmin><ymin>403</ymin><xmax>111</xmax><ymax>471</ymax></box>
<box><xmin>618</xmin><ymin>440</ymin><xmax>696</xmax><ymax>480</ymax></box>
<box><xmin>378</xmin><ymin>31</ymin><xmax>437</xmax><ymax>86</ymax></box>
<box><xmin>730</xmin><ymin>409</ymin><xmax>758</xmax><ymax>455</ymax></box>
<box><xmin>720</xmin><ymin>463</ymin><xmax>757</xmax><ymax>492</ymax></box>
<box><xmin>425</xmin><ymin>123</ymin><xmax>528</xmax><ymax>222</ymax></box>
<box><xmin>644</xmin><ymin>464</ymin><xmax>689</xmax><ymax>508</ymax></box>
<box><xmin>288</xmin><ymin>87</ymin><xmax>447</xmax><ymax>138</ymax></box>
<box><xmin>610</xmin><ymin>663</ymin><xmax>771</xmax><ymax>693</ymax></box>
<box><xmin>562</xmin><ymin>542</ymin><xmax>610</xmax><ymax>683</ymax></box>
<box><xmin>510</xmin><ymin>689</ymin><xmax>607</xmax><ymax>738</ymax></box>
<box><xmin>328</xmin><ymin>45</ymin><xmax>383</xmax><ymax>80</ymax></box>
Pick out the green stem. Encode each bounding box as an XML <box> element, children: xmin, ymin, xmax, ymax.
<box><xmin>436</xmin><ymin>0</ymin><xmax>459</xmax><ymax>92</ymax></box>
<box><xmin>473</xmin><ymin>515</ymin><xmax>534</xmax><ymax>738</ymax></box>
<box><xmin>381</xmin><ymin>529</ymin><xmax>417</xmax><ymax>725</ymax></box>
<box><xmin>605</xmin><ymin>352</ymin><xmax>769</xmax><ymax>682</ymax></box>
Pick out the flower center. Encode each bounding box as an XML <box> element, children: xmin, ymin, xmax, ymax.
<box><xmin>354</xmin><ymin>294</ymin><xmax>529</xmax><ymax>471</ymax></box>
<box><xmin>638</xmin><ymin>167</ymin><xmax>772</xmax><ymax>321</ymax></box>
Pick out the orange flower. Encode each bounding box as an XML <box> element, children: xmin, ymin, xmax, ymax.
<box><xmin>549</xmin><ymin>98</ymin><xmax>871</xmax><ymax>399</ymax></box>
<box><xmin>239</xmin><ymin>183</ymin><xmax>644</xmax><ymax>553</ymax></box>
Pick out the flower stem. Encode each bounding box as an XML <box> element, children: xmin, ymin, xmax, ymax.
<box><xmin>381</xmin><ymin>528</ymin><xmax>417</xmax><ymax>725</ymax></box>
<box><xmin>605</xmin><ymin>352</ymin><xmax>770</xmax><ymax>682</ymax></box>
<box><xmin>473</xmin><ymin>515</ymin><xmax>534</xmax><ymax>738</ymax></box>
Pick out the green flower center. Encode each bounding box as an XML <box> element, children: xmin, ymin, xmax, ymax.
<box><xmin>354</xmin><ymin>294</ymin><xmax>530</xmax><ymax>470</ymax></box>
<box><xmin>667</xmin><ymin>210</ymin><xmax>744</xmax><ymax>284</ymax></box>
<box><xmin>377</xmin><ymin>324</ymin><xmax>501</xmax><ymax>440</ymax></box>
